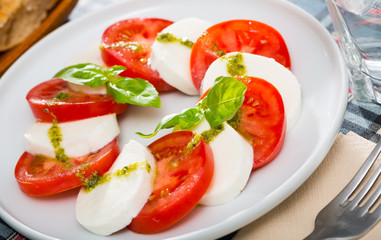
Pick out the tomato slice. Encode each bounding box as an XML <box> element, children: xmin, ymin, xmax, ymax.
<box><xmin>101</xmin><ymin>18</ymin><xmax>175</xmax><ymax>92</ymax></box>
<box><xmin>128</xmin><ymin>131</ymin><xmax>214</xmax><ymax>234</ymax></box>
<box><xmin>26</xmin><ymin>78</ymin><xmax>128</xmax><ymax>122</ymax></box>
<box><xmin>230</xmin><ymin>76</ymin><xmax>286</xmax><ymax>170</ymax></box>
<box><xmin>14</xmin><ymin>138</ymin><xmax>120</xmax><ymax>196</ymax></box>
<box><xmin>190</xmin><ymin>19</ymin><xmax>291</xmax><ymax>91</ymax></box>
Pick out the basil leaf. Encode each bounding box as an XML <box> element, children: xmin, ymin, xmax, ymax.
<box><xmin>106</xmin><ymin>65</ymin><xmax>126</xmax><ymax>79</ymax></box>
<box><xmin>136</xmin><ymin>113</ymin><xmax>180</xmax><ymax>138</ymax></box>
<box><xmin>54</xmin><ymin>63</ymin><xmax>108</xmax><ymax>87</ymax></box>
<box><xmin>203</xmin><ymin>76</ymin><xmax>246</xmax><ymax>127</ymax></box>
<box><xmin>107</xmin><ymin>77</ymin><xmax>161</xmax><ymax>107</ymax></box>
<box><xmin>212</xmin><ymin>75</ymin><xmax>225</xmax><ymax>86</ymax></box>
<box><xmin>179</xmin><ymin>107</ymin><xmax>204</xmax><ymax>130</ymax></box>
<box><xmin>136</xmin><ymin>76</ymin><xmax>246</xmax><ymax>139</ymax></box>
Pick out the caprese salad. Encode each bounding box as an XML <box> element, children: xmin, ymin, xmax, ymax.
<box><xmin>14</xmin><ymin>16</ymin><xmax>301</xmax><ymax>236</ymax></box>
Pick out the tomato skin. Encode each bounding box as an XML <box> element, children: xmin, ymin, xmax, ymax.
<box><xmin>26</xmin><ymin>78</ymin><xmax>128</xmax><ymax>122</ymax></box>
<box><xmin>14</xmin><ymin>138</ymin><xmax>120</xmax><ymax>196</ymax></box>
<box><xmin>233</xmin><ymin>77</ymin><xmax>286</xmax><ymax>169</ymax></box>
<box><xmin>128</xmin><ymin>131</ymin><xmax>214</xmax><ymax>234</ymax></box>
<box><xmin>190</xmin><ymin>19</ymin><xmax>291</xmax><ymax>91</ymax></box>
<box><xmin>101</xmin><ymin>18</ymin><xmax>175</xmax><ymax>92</ymax></box>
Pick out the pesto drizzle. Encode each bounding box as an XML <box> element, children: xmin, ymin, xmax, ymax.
<box><xmin>212</xmin><ymin>43</ymin><xmax>226</xmax><ymax>57</ymax></box>
<box><xmin>186</xmin><ymin>124</ymin><xmax>225</xmax><ymax>154</ymax></box>
<box><xmin>156</xmin><ymin>32</ymin><xmax>194</xmax><ymax>49</ymax></box>
<box><xmin>201</xmin><ymin>124</ymin><xmax>225</xmax><ymax>143</ymax></box>
<box><xmin>227</xmin><ymin>109</ymin><xmax>242</xmax><ymax>129</ymax></box>
<box><xmin>48</xmin><ymin>119</ymin><xmax>70</xmax><ymax>166</ymax></box>
<box><xmin>186</xmin><ymin>134</ymin><xmax>202</xmax><ymax>152</ymax></box>
<box><xmin>83</xmin><ymin>161</ymin><xmax>151</xmax><ymax>192</ymax></box>
<box><xmin>53</xmin><ymin>92</ymin><xmax>71</xmax><ymax>101</ymax></box>
<box><xmin>224</xmin><ymin>53</ymin><xmax>247</xmax><ymax>77</ymax></box>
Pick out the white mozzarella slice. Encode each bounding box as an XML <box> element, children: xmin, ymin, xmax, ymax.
<box><xmin>67</xmin><ymin>82</ymin><xmax>107</xmax><ymax>95</ymax></box>
<box><xmin>24</xmin><ymin>114</ymin><xmax>120</xmax><ymax>158</ymax></box>
<box><xmin>151</xmin><ymin>17</ymin><xmax>211</xmax><ymax>95</ymax></box>
<box><xmin>65</xmin><ymin>42</ymin><xmax>107</xmax><ymax>95</ymax></box>
<box><xmin>192</xmin><ymin>118</ymin><xmax>253</xmax><ymax>205</ymax></box>
<box><xmin>201</xmin><ymin>52</ymin><xmax>302</xmax><ymax>131</ymax></box>
<box><xmin>76</xmin><ymin>140</ymin><xmax>156</xmax><ymax>236</ymax></box>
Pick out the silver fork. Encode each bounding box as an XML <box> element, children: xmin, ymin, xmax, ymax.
<box><xmin>304</xmin><ymin>138</ymin><xmax>381</xmax><ymax>240</ymax></box>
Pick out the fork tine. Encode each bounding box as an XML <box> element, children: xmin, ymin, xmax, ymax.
<box><xmin>372</xmin><ymin>202</ymin><xmax>381</xmax><ymax>219</ymax></box>
<box><xmin>351</xmin><ymin>162</ymin><xmax>381</xmax><ymax>210</ymax></box>
<box><xmin>357</xmin><ymin>176</ymin><xmax>381</xmax><ymax>218</ymax></box>
<box><xmin>336</xmin><ymin>139</ymin><xmax>381</xmax><ymax>203</ymax></box>
<box><xmin>361</xmin><ymin>179</ymin><xmax>381</xmax><ymax>215</ymax></box>
<box><xmin>304</xmin><ymin>139</ymin><xmax>381</xmax><ymax>240</ymax></box>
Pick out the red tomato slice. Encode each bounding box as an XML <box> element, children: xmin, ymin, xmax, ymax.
<box><xmin>26</xmin><ymin>78</ymin><xmax>128</xmax><ymax>122</ymax></box>
<box><xmin>231</xmin><ymin>76</ymin><xmax>286</xmax><ymax>170</ymax></box>
<box><xmin>190</xmin><ymin>19</ymin><xmax>291</xmax><ymax>91</ymax></box>
<box><xmin>128</xmin><ymin>131</ymin><xmax>214</xmax><ymax>234</ymax></box>
<box><xmin>14</xmin><ymin>138</ymin><xmax>120</xmax><ymax>196</ymax></box>
<box><xmin>101</xmin><ymin>18</ymin><xmax>175</xmax><ymax>92</ymax></box>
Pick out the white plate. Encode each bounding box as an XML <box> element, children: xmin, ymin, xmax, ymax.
<box><xmin>0</xmin><ymin>0</ymin><xmax>348</xmax><ymax>239</ymax></box>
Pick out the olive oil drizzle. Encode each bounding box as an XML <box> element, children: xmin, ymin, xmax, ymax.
<box><xmin>101</xmin><ymin>41</ymin><xmax>143</xmax><ymax>51</ymax></box>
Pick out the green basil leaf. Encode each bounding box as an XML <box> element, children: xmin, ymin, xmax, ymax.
<box><xmin>107</xmin><ymin>77</ymin><xmax>161</xmax><ymax>107</ymax></box>
<box><xmin>106</xmin><ymin>65</ymin><xmax>126</xmax><ymax>79</ymax></box>
<box><xmin>53</xmin><ymin>63</ymin><xmax>108</xmax><ymax>87</ymax></box>
<box><xmin>136</xmin><ymin>76</ymin><xmax>246</xmax><ymax>139</ymax></box>
<box><xmin>136</xmin><ymin>107</ymin><xmax>203</xmax><ymax>138</ymax></box>
<box><xmin>136</xmin><ymin>113</ymin><xmax>180</xmax><ymax>138</ymax></box>
<box><xmin>179</xmin><ymin>107</ymin><xmax>204</xmax><ymax>130</ymax></box>
<box><xmin>203</xmin><ymin>76</ymin><xmax>246</xmax><ymax>127</ymax></box>
<box><xmin>212</xmin><ymin>75</ymin><xmax>225</xmax><ymax>86</ymax></box>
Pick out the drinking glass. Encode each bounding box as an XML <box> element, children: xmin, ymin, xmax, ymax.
<box><xmin>326</xmin><ymin>0</ymin><xmax>381</xmax><ymax>103</ymax></box>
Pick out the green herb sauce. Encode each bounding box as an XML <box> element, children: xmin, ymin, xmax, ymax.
<box><xmin>201</xmin><ymin>124</ymin><xmax>225</xmax><ymax>143</ymax></box>
<box><xmin>185</xmin><ymin>124</ymin><xmax>225</xmax><ymax>153</ymax></box>
<box><xmin>53</xmin><ymin>92</ymin><xmax>71</xmax><ymax>101</ymax></box>
<box><xmin>83</xmin><ymin>161</ymin><xmax>151</xmax><ymax>192</ymax></box>
<box><xmin>224</xmin><ymin>53</ymin><xmax>247</xmax><ymax>77</ymax></box>
<box><xmin>227</xmin><ymin>109</ymin><xmax>242</xmax><ymax>129</ymax></box>
<box><xmin>47</xmin><ymin>119</ymin><xmax>70</xmax><ymax>166</ymax></box>
<box><xmin>186</xmin><ymin>134</ymin><xmax>202</xmax><ymax>152</ymax></box>
<box><xmin>76</xmin><ymin>163</ymin><xmax>91</xmax><ymax>182</ymax></box>
<box><xmin>156</xmin><ymin>33</ymin><xmax>194</xmax><ymax>49</ymax></box>
<box><xmin>211</xmin><ymin>43</ymin><xmax>226</xmax><ymax>57</ymax></box>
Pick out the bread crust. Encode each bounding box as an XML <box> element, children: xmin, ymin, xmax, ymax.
<box><xmin>0</xmin><ymin>0</ymin><xmax>58</xmax><ymax>51</ymax></box>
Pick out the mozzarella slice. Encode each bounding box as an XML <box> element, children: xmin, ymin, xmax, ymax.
<box><xmin>24</xmin><ymin>114</ymin><xmax>119</xmax><ymax>158</ymax></box>
<box><xmin>76</xmin><ymin>140</ymin><xmax>156</xmax><ymax>236</ymax></box>
<box><xmin>151</xmin><ymin>17</ymin><xmax>211</xmax><ymax>95</ymax></box>
<box><xmin>191</xmin><ymin>118</ymin><xmax>253</xmax><ymax>205</ymax></box>
<box><xmin>201</xmin><ymin>52</ymin><xmax>302</xmax><ymax>131</ymax></box>
<box><xmin>67</xmin><ymin>82</ymin><xmax>107</xmax><ymax>95</ymax></box>
<box><xmin>65</xmin><ymin>42</ymin><xmax>107</xmax><ymax>95</ymax></box>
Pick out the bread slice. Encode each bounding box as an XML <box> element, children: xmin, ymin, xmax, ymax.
<box><xmin>0</xmin><ymin>0</ymin><xmax>58</xmax><ymax>51</ymax></box>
